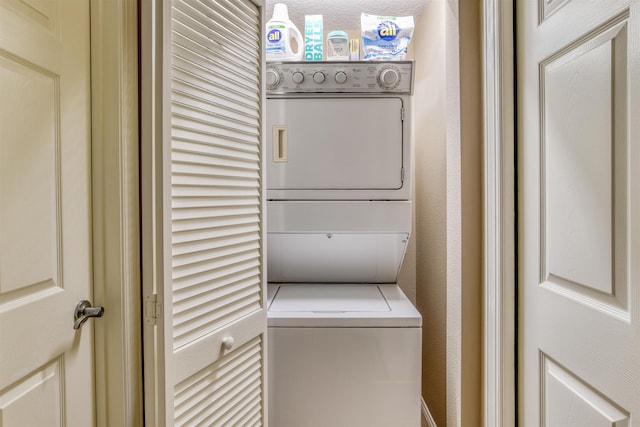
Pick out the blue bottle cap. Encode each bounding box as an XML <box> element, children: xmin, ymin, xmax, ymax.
<box><xmin>327</xmin><ymin>30</ymin><xmax>348</xmax><ymax>40</ymax></box>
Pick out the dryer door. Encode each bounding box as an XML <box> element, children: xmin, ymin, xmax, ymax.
<box><xmin>267</xmin><ymin>97</ymin><xmax>404</xmax><ymax>191</ymax></box>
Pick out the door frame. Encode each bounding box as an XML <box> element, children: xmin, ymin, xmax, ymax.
<box><xmin>482</xmin><ymin>0</ymin><xmax>516</xmax><ymax>426</ymax></box>
<box><xmin>90</xmin><ymin>0</ymin><xmax>142</xmax><ymax>425</ymax></box>
<box><xmin>88</xmin><ymin>1</ymin><xmax>522</xmax><ymax>425</ymax></box>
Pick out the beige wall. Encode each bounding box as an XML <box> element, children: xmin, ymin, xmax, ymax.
<box><xmin>413</xmin><ymin>0</ymin><xmax>482</xmax><ymax>425</ymax></box>
<box><xmin>459</xmin><ymin>0</ymin><xmax>483</xmax><ymax>425</ymax></box>
<box><xmin>413</xmin><ymin>1</ymin><xmax>448</xmax><ymax>424</ymax></box>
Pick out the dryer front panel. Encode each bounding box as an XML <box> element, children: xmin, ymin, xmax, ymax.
<box><xmin>266</xmin><ymin>97</ymin><xmax>405</xmax><ymax>196</ymax></box>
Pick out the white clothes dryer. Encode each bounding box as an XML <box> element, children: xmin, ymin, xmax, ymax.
<box><xmin>266</xmin><ymin>61</ymin><xmax>413</xmax><ymax>201</ymax></box>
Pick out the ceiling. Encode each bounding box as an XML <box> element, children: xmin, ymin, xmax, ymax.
<box><xmin>265</xmin><ymin>0</ymin><xmax>427</xmax><ymax>33</ymax></box>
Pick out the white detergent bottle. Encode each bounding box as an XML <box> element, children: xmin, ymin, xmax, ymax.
<box><xmin>266</xmin><ymin>3</ymin><xmax>303</xmax><ymax>61</ymax></box>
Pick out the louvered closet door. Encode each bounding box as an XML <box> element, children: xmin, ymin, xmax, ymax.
<box><xmin>143</xmin><ymin>0</ymin><xmax>266</xmax><ymax>425</ymax></box>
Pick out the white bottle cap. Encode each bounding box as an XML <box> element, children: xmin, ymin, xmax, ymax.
<box><xmin>272</xmin><ymin>3</ymin><xmax>290</xmax><ymax>21</ymax></box>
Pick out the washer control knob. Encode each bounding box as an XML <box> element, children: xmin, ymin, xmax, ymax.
<box><xmin>334</xmin><ymin>71</ymin><xmax>348</xmax><ymax>84</ymax></box>
<box><xmin>378</xmin><ymin>68</ymin><xmax>400</xmax><ymax>89</ymax></box>
<box><xmin>266</xmin><ymin>69</ymin><xmax>280</xmax><ymax>88</ymax></box>
<box><xmin>313</xmin><ymin>71</ymin><xmax>326</xmax><ymax>84</ymax></box>
<box><xmin>292</xmin><ymin>71</ymin><xmax>305</xmax><ymax>85</ymax></box>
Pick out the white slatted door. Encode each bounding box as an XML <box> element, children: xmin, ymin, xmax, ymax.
<box><xmin>518</xmin><ymin>0</ymin><xmax>640</xmax><ymax>425</ymax></box>
<box><xmin>143</xmin><ymin>0</ymin><xmax>266</xmax><ymax>425</ymax></box>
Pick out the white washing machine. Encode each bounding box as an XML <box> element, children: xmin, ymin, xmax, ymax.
<box><xmin>266</xmin><ymin>61</ymin><xmax>421</xmax><ymax>427</ymax></box>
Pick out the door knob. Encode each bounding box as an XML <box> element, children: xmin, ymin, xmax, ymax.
<box><xmin>73</xmin><ymin>300</ymin><xmax>104</xmax><ymax>330</ymax></box>
<box><xmin>222</xmin><ymin>336</ymin><xmax>235</xmax><ymax>350</ymax></box>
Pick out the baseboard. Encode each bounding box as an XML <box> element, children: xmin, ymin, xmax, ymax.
<box><xmin>421</xmin><ymin>397</ymin><xmax>437</xmax><ymax>427</ymax></box>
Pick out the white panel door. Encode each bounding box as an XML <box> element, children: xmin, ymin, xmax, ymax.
<box><xmin>518</xmin><ymin>0</ymin><xmax>640</xmax><ymax>425</ymax></box>
<box><xmin>142</xmin><ymin>0</ymin><xmax>266</xmax><ymax>425</ymax></box>
<box><xmin>0</xmin><ymin>0</ymin><xmax>95</xmax><ymax>426</ymax></box>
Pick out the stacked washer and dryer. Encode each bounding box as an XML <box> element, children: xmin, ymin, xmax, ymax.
<box><xmin>266</xmin><ymin>61</ymin><xmax>422</xmax><ymax>427</ymax></box>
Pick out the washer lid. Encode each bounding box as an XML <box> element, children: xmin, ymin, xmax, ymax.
<box><xmin>267</xmin><ymin>284</ymin><xmax>422</xmax><ymax>328</ymax></box>
<box><xmin>269</xmin><ymin>284</ymin><xmax>391</xmax><ymax>312</ymax></box>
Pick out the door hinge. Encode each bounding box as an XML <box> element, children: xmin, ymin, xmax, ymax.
<box><xmin>145</xmin><ymin>294</ymin><xmax>162</xmax><ymax>325</ymax></box>
<box><xmin>401</xmin><ymin>167</ymin><xmax>405</xmax><ymax>182</ymax></box>
<box><xmin>401</xmin><ymin>107</ymin><xmax>405</xmax><ymax>121</ymax></box>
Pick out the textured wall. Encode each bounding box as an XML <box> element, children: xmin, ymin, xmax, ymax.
<box><xmin>413</xmin><ymin>1</ymin><xmax>448</xmax><ymax>425</ymax></box>
<box><xmin>265</xmin><ymin>0</ymin><xmax>426</xmax><ymax>35</ymax></box>
<box><xmin>458</xmin><ymin>0</ymin><xmax>482</xmax><ymax>425</ymax></box>
<box><xmin>413</xmin><ymin>1</ymin><xmax>483</xmax><ymax>425</ymax></box>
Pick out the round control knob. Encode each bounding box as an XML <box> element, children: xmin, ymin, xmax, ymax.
<box><xmin>313</xmin><ymin>71</ymin><xmax>326</xmax><ymax>84</ymax></box>
<box><xmin>292</xmin><ymin>71</ymin><xmax>304</xmax><ymax>85</ymax></box>
<box><xmin>266</xmin><ymin>70</ymin><xmax>280</xmax><ymax>88</ymax></box>
<box><xmin>378</xmin><ymin>68</ymin><xmax>400</xmax><ymax>88</ymax></box>
<box><xmin>334</xmin><ymin>71</ymin><xmax>348</xmax><ymax>84</ymax></box>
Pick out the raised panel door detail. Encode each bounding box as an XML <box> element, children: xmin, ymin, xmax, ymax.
<box><xmin>541</xmin><ymin>354</ymin><xmax>629</xmax><ymax>427</ymax></box>
<box><xmin>0</xmin><ymin>53</ymin><xmax>61</xmax><ymax>302</ymax></box>
<box><xmin>539</xmin><ymin>0</ymin><xmax>572</xmax><ymax>23</ymax></box>
<box><xmin>540</xmin><ymin>18</ymin><xmax>629</xmax><ymax>318</ymax></box>
<box><xmin>0</xmin><ymin>0</ymin><xmax>60</xmax><ymax>37</ymax></box>
<box><xmin>0</xmin><ymin>358</ymin><xmax>64</xmax><ymax>426</ymax></box>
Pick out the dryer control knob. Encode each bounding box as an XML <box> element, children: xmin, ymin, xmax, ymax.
<box><xmin>378</xmin><ymin>68</ymin><xmax>400</xmax><ymax>89</ymax></box>
<box><xmin>266</xmin><ymin>69</ymin><xmax>280</xmax><ymax>88</ymax></box>
<box><xmin>334</xmin><ymin>71</ymin><xmax>348</xmax><ymax>84</ymax></box>
<box><xmin>313</xmin><ymin>71</ymin><xmax>326</xmax><ymax>84</ymax></box>
<box><xmin>292</xmin><ymin>71</ymin><xmax>305</xmax><ymax>85</ymax></box>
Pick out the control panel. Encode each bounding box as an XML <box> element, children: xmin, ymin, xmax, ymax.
<box><xmin>266</xmin><ymin>61</ymin><xmax>414</xmax><ymax>95</ymax></box>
